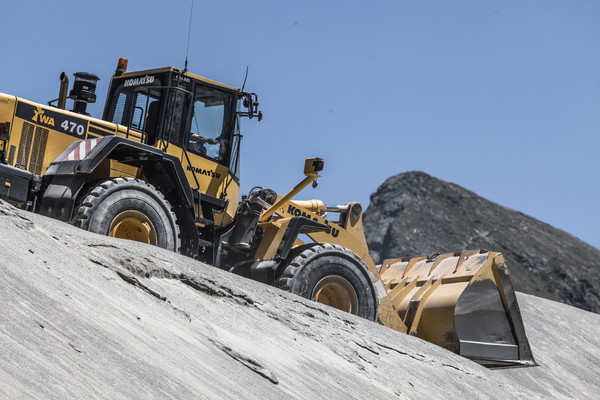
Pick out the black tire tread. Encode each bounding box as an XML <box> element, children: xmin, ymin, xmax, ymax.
<box><xmin>275</xmin><ymin>243</ymin><xmax>377</xmax><ymax>320</ymax></box>
<box><xmin>72</xmin><ymin>177</ymin><xmax>181</xmax><ymax>251</ymax></box>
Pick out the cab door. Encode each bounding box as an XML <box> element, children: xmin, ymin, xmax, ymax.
<box><xmin>180</xmin><ymin>82</ymin><xmax>239</xmax><ymax>225</ymax></box>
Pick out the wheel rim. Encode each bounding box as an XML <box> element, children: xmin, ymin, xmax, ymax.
<box><xmin>108</xmin><ymin>211</ymin><xmax>157</xmax><ymax>245</ymax></box>
<box><xmin>311</xmin><ymin>275</ymin><xmax>358</xmax><ymax>314</ymax></box>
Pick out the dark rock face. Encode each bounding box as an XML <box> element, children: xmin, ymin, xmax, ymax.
<box><xmin>363</xmin><ymin>171</ymin><xmax>600</xmax><ymax>313</ymax></box>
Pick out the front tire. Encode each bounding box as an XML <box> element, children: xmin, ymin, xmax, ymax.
<box><xmin>73</xmin><ymin>178</ymin><xmax>180</xmax><ymax>252</ymax></box>
<box><xmin>275</xmin><ymin>243</ymin><xmax>377</xmax><ymax>321</ymax></box>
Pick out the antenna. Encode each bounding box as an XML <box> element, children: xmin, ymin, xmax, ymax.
<box><xmin>241</xmin><ymin>66</ymin><xmax>249</xmax><ymax>91</ymax></box>
<box><xmin>184</xmin><ymin>0</ymin><xmax>194</xmax><ymax>73</ymax></box>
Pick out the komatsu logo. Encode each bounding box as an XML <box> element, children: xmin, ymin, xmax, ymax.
<box><xmin>123</xmin><ymin>75</ymin><xmax>155</xmax><ymax>87</ymax></box>
<box><xmin>286</xmin><ymin>204</ymin><xmax>340</xmax><ymax>238</ymax></box>
<box><xmin>187</xmin><ymin>165</ymin><xmax>221</xmax><ymax>178</ymax></box>
<box><xmin>32</xmin><ymin>107</ymin><xmax>54</xmax><ymax>126</ymax></box>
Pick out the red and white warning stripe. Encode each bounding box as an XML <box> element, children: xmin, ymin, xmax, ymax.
<box><xmin>64</xmin><ymin>138</ymin><xmax>103</xmax><ymax>161</ymax></box>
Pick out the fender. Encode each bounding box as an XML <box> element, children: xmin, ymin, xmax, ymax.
<box><xmin>38</xmin><ymin>135</ymin><xmax>199</xmax><ymax>256</ymax></box>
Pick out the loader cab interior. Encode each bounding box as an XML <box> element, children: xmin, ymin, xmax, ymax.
<box><xmin>102</xmin><ymin>68</ymin><xmax>241</xmax><ymax>178</ymax></box>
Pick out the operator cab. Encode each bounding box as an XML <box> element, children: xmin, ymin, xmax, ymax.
<box><xmin>103</xmin><ymin>66</ymin><xmax>240</xmax><ymax>172</ymax></box>
<box><xmin>101</xmin><ymin>59</ymin><xmax>260</xmax><ymax>226</ymax></box>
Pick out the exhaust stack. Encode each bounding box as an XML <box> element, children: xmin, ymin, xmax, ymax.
<box><xmin>57</xmin><ymin>72</ymin><xmax>69</xmax><ymax>110</ymax></box>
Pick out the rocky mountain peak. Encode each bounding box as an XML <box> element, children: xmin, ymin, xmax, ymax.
<box><xmin>363</xmin><ymin>172</ymin><xmax>600</xmax><ymax>313</ymax></box>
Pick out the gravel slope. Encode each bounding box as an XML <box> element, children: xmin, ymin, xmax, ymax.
<box><xmin>1</xmin><ymin>200</ymin><xmax>599</xmax><ymax>399</ymax></box>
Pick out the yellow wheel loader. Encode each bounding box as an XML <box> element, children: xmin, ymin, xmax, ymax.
<box><xmin>0</xmin><ymin>58</ymin><xmax>535</xmax><ymax>368</ymax></box>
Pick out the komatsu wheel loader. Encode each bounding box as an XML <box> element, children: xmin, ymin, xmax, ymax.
<box><xmin>0</xmin><ymin>58</ymin><xmax>535</xmax><ymax>368</ymax></box>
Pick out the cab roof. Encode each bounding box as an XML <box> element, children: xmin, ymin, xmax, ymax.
<box><xmin>115</xmin><ymin>66</ymin><xmax>239</xmax><ymax>92</ymax></box>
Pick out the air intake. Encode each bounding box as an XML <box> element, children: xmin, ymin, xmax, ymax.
<box><xmin>69</xmin><ymin>72</ymin><xmax>100</xmax><ymax>116</ymax></box>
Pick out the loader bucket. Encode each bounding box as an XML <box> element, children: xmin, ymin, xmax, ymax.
<box><xmin>379</xmin><ymin>250</ymin><xmax>536</xmax><ymax>368</ymax></box>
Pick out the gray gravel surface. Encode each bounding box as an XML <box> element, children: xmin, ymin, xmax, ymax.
<box><xmin>1</xmin><ymin>200</ymin><xmax>599</xmax><ymax>399</ymax></box>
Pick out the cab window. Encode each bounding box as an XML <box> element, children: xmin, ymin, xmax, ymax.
<box><xmin>105</xmin><ymin>82</ymin><xmax>162</xmax><ymax>144</ymax></box>
<box><xmin>187</xmin><ymin>85</ymin><xmax>232</xmax><ymax>163</ymax></box>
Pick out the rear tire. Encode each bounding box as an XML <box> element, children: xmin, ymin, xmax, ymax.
<box><xmin>275</xmin><ymin>243</ymin><xmax>377</xmax><ymax>321</ymax></box>
<box><xmin>73</xmin><ymin>178</ymin><xmax>180</xmax><ymax>252</ymax></box>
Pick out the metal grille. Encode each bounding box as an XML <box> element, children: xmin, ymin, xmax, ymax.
<box><xmin>16</xmin><ymin>122</ymin><xmax>35</xmax><ymax>169</ymax></box>
<box><xmin>29</xmin><ymin>126</ymin><xmax>49</xmax><ymax>175</ymax></box>
<box><xmin>8</xmin><ymin>145</ymin><xmax>16</xmax><ymax>165</ymax></box>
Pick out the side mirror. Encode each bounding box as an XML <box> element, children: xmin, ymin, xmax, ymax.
<box><xmin>239</xmin><ymin>92</ymin><xmax>262</xmax><ymax>121</ymax></box>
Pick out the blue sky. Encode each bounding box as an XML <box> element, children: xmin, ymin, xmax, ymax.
<box><xmin>1</xmin><ymin>1</ymin><xmax>599</xmax><ymax>249</ymax></box>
